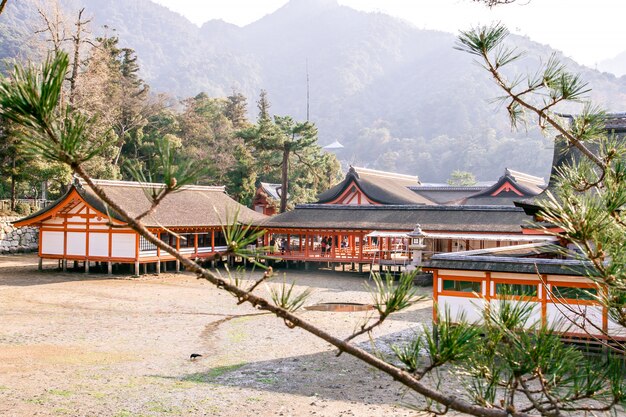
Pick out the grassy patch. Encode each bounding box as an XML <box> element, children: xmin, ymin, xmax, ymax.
<box><xmin>25</xmin><ymin>395</ymin><xmax>48</xmax><ymax>405</ymax></box>
<box><xmin>146</xmin><ymin>401</ymin><xmax>182</xmax><ymax>414</ymax></box>
<box><xmin>48</xmin><ymin>389</ymin><xmax>73</xmax><ymax>397</ymax></box>
<box><xmin>183</xmin><ymin>363</ymin><xmax>246</xmax><ymax>383</ymax></box>
<box><xmin>90</xmin><ymin>391</ymin><xmax>107</xmax><ymax>399</ymax></box>
<box><xmin>256</xmin><ymin>377</ymin><xmax>277</xmax><ymax>385</ymax></box>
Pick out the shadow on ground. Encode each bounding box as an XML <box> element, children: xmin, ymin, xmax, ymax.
<box><xmin>152</xmin><ymin>328</ymin><xmax>427</xmax><ymax>408</ymax></box>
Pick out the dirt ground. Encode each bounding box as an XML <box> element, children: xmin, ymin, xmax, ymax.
<box><xmin>0</xmin><ymin>254</ymin><xmax>441</xmax><ymax>417</ymax></box>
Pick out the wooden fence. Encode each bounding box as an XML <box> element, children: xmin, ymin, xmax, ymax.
<box><xmin>0</xmin><ymin>199</ymin><xmax>53</xmax><ymax>212</ymax></box>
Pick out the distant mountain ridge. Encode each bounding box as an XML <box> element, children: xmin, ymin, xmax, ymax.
<box><xmin>600</xmin><ymin>51</ymin><xmax>626</xmax><ymax>77</ymax></box>
<box><xmin>2</xmin><ymin>0</ymin><xmax>626</xmax><ymax>181</ymax></box>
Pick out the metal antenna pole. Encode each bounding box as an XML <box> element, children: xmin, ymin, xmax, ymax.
<box><xmin>306</xmin><ymin>58</ymin><xmax>310</xmax><ymax>122</ymax></box>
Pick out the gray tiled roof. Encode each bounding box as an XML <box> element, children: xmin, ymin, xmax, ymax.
<box><xmin>253</xmin><ymin>204</ymin><xmax>529</xmax><ymax>232</ymax></box>
<box><xmin>424</xmin><ymin>256</ymin><xmax>592</xmax><ymax>276</ymax></box>
<box><xmin>317</xmin><ymin>167</ymin><xmax>434</xmax><ymax>205</ymax></box>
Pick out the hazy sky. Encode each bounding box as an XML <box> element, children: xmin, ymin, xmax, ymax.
<box><xmin>151</xmin><ymin>0</ymin><xmax>625</xmax><ymax>67</ymax></box>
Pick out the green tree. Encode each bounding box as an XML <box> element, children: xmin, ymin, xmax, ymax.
<box><xmin>447</xmin><ymin>169</ymin><xmax>477</xmax><ymax>186</ymax></box>
<box><xmin>224</xmin><ymin>90</ymin><xmax>249</xmax><ymax>130</ymax></box>
<box><xmin>176</xmin><ymin>93</ymin><xmax>236</xmax><ymax>185</ymax></box>
<box><xmin>0</xmin><ymin>119</ymin><xmax>27</xmax><ymax>210</ymax></box>
<box><xmin>239</xmin><ymin>92</ymin><xmax>339</xmax><ymax>212</ymax></box>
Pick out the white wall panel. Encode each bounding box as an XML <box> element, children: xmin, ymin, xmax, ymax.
<box><xmin>546</xmin><ymin>304</ymin><xmax>604</xmax><ymax>336</ymax></box>
<box><xmin>489</xmin><ymin>300</ymin><xmax>541</xmax><ymax>329</ymax></box>
<box><xmin>438</xmin><ymin>296</ymin><xmax>485</xmax><ymax>323</ymax></box>
<box><xmin>111</xmin><ymin>233</ymin><xmax>136</xmax><ymax>258</ymax></box>
<box><xmin>41</xmin><ymin>231</ymin><xmax>64</xmax><ymax>255</ymax></box>
<box><xmin>66</xmin><ymin>232</ymin><xmax>86</xmax><ymax>256</ymax></box>
<box><xmin>89</xmin><ymin>233</ymin><xmax>109</xmax><ymax>257</ymax></box>
<box><xmin>607</xmin><ymin>317</ymin><xmax>626</xmax><ymax>339</ymax></box>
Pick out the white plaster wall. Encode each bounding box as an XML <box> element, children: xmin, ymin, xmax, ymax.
<box><xmin>607</xmin><ymin>317</ymin><xmax>626</xmax><ymax>339</ymax></box>
<box><xmin>545</xmin><ymin>304</ymin><xmax>603</xmax><ymax>336</ymax></box>
<box><xmin>438</xmin><ymin>296</ymin><xmax>485</xmax><ymax>323</ymax></box>
<box><xmin>89</xmin><ymin>233</ymin><xmax>109</xmax><ymax>257</ymax></box>
<box><xmin>41</xmin><ymin>231</ymin><xmax>64</xmax><ymax>255</ymax></box>
<box><xmin>66</xmin><ymin>232</ymin><xmax>86</xmax><ymax>256</ymax></box>
<box><xmin>490</xmin><ymin>300</ymin><xmax>542</xmax><ymax>329</ymax></box>
<box><xmin>111</xmin><ymin>233</ymin><xmax>136</xmax><ymax>258</ymax></box>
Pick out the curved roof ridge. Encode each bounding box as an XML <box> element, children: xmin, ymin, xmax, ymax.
<box><xmin>352</xmin><ymin>166</ymin><xmax>419</xmax><ymax>183</ymax></box>
<box><xmin>505</xmin><ymin>168</ymin><xmax>546</xmax><ymax>187</ymax></box>
<box><xmin>82</xmin><ymin>178</ymin><xmax>226</xmax><ymax>192</ymax></box>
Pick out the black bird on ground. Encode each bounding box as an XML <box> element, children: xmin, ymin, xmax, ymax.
<box><xmin>190</xmin><ymin>353</ymin><xmax>203</xmax><ymax>360</ymax></box>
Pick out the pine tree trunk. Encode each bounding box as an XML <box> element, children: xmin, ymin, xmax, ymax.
<box><xmin>10</xmin><ymin>157</ymin><xmax>16</xmax><ymax>212</ymax></box>
<box><xmin>280</xmin><ymin>146</ymin><xmax>290</xmax><ymax>213</ymax></box>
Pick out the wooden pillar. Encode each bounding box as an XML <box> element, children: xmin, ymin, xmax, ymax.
<box><xmin>540</xmin><ymin>274</ymin><xmax>547</xmax><ymax>327</ymax></box>
<box><xmin>142</xmin><ymin>263</ymin><xmax>147</xmax><ymax>275</ymax></box>
<box><xmin>134</xmin><ymin>261</ymin><xmax>140</xmax><ymax>276</ymax></box>
<box><xmin>358</xmin><ymin>233</ymin><xmax>364</xmax><ymax>261</ymax></box>
<box><xmin>176</xmin><ymin>260</ymin><xmax>180</xmax><ymax>273</ymax></box>
<box><xmin>385</xmin><ymin>237</ymin><xmax>391</xmax><ymax>259</ymax></box>
<box><xmin>194</xmin><ymin>233</ymin><xmax>198</xmax><ymax>256</ymax></box>
<box><xmin>156</xmin><ymin>260</ymin><xmax>161</xmax><ymax>275</ymax></box>
<box><xmin>331</xmin><ymin>233</ymin><xmax>336</xmax><ymax>259</ymax></box>
<box><xmin>305</xmin><ymin>233</ymin><xmax>310</xmax><ymax>258</ymax></box>
<box><xmin>211</xmin><ymin>230</ymin><xmax>215</xmax><ymax>252</ymax></box>
<box><xmin>337</xmin><ymin>233</ymin><xmax>342</xmax><ymax>258</ymax></box>
<box><xmin>351</xmin><ymin>234</ymin><xmax>356</xmax><ymax>259</ymax></box>
<box><xmin>38</xmin><ymin>257</ymin><xmax>43</xmax><ymax>271</ymax></box>
<box><xmin>85</xmin><ymin>207</ymin><xmax>90</xmax><ymax>261</ymax></box>
<box><xmin>62</xmin><ymin>259</ymin><xmax>67</xmax><ymax>272</ymax></box>
<box><xmin>107</xmin><ymin>261</ymin><xmax>112</xmax><ymax>275</ymax></box>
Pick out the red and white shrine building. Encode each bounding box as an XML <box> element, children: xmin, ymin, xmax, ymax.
<box><xmin>14</xmin><ymin>179</ymin><xmax>265</xmax><ymax>275</ymax></box>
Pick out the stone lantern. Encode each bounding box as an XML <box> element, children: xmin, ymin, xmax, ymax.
<box><xmin>406</xmin><ymin>223</ymin><xmax>427</xmax><ymax>271</ymax></box>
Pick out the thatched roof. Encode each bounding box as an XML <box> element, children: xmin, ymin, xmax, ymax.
<box><xmin>253</xmin><ymin>204</ymin><xmax>529</xmax><ymax>232</ymax></box>
<box><xmin>16</xmin><ymin>179</ymin><xmax>266</xmax><ymax>228</ymax></box>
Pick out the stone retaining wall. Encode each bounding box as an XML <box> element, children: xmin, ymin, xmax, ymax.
<box><xmin>0</xmin><ymin>217</ymin><xmax>38</xmax><ymax>254</ymax></box>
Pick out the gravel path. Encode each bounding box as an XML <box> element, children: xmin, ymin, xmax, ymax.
<box><xmin>0</xmin><ymin>254</ymin><xmax>444</xmax><ymax>417</ymax></box>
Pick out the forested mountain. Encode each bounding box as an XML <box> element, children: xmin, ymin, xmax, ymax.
<box><xmin>2</xmin><ymin>0</ymin><xmax>626</xmax><ymax>182</ymax></box>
